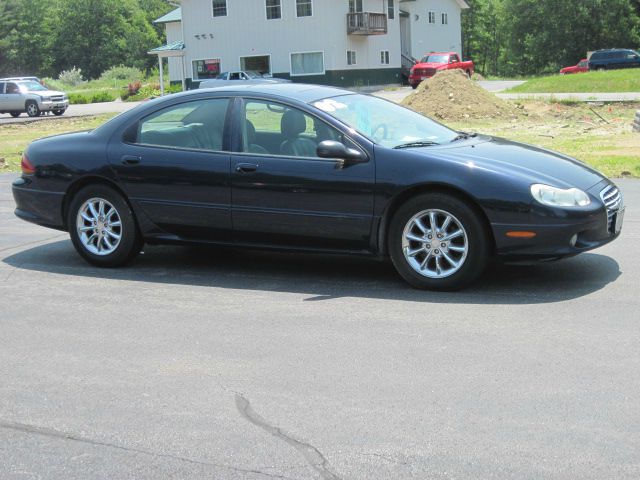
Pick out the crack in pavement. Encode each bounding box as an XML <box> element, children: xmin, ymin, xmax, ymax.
<box><xmin>235</xmin><ymin>393</ymin><xmax>342</xmax><ymax>480</ymax></box>
<box><xmin>0</xmin><ymin>420</ymin><xmax>299</xmax><ymax>480</ymax></box>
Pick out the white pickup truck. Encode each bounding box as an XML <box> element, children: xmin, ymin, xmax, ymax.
<box><xmin>0</xmin><ymin>78</ymin><xmax>69</xmax><ymax>118</ymax></box>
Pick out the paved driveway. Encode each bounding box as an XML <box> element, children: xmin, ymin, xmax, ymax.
<box><xmin>0</xmin><ymin>101</ymin><xmax>143</xmax><ymax>125</ymax></box>
<box><xmin>1</xmin><ymin>173</ymin><xmax>639</xmax><ymax>479</ymax></box>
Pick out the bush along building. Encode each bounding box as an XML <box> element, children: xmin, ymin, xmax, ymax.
<box><xmin>151</xmin><ymin>0</ymin><xmax>469</xmax><ymax>89</ymax></box>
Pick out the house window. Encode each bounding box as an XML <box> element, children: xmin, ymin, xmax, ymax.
<box><xmin>428</xmin><ymin>11</ymin><xmax>436</xmax><ymax>24</ymax></box>
<box><xmin>193</xmin><ymin>58</ymin><xmax>221</xmax><ymax>79</ymax></box>
<box><xmin>349</xmin><ymin>0</ymin><xmax>363</xmax><ymax>13</ymax></box>
<box><xmin>442</xmin><ymin>13</ymin><xmax>448</xmax><ymax>25</ymax></box>
<box><xmin>266</xmin><ymin>0</ymin><xmax>281</xmax><ymax>19</ymax></box>
<box><xmin>380</xmin><ymin>51</ymin><xmax>390</xmax><ymax>65</ymax></box>
<box><xmin>347</xmin><ymin>50</ymin><xmax>357</xmax><ymax>66</ymax></box>
<box><xmin>290</xmin><ymin>51</ymin><xmax>324</xmax><ymax>76</ymax></box>
<box><xmin>240</xmin><ymin>55</ymin><xmax>272</xmax><ymax>75</ymax></box>
<box><xmin>387</xmin><ymin>0</ymin><xmax>395</xmax><ymax>20</ymax></box>
<box><xmin>212</xmin><ymin>0</ymin><xmax>227</xmax><ymax>17</ymax></box>
<box><xmin>296</xmin><ymin>0</ymin><xmax>312</xmax><ymax>17</ymax></box>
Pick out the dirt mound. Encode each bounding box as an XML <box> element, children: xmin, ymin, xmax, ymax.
<box><xmin>402</xmin><ymin>69</ymin><xmax>522</xmax><ymax>121</ymax></box>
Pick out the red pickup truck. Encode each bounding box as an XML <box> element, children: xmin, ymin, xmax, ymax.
<box><xmin>409</xmin><ymin>52</ymin><xmax>474</xmax><ymax>89</ymax></box>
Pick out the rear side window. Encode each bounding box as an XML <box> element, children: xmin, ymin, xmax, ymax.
<box><xmin>591</xmin><ymin>52</ymin><xmax>603</xmax><ymax>60</ymax></box>
<box><xmin>0</xmin><ymin>82</ymin><xmax>5</xmax><ymax>94</ymax></box>
<box><xmin>137</xmin><ymin>98</ymin><xmax>230</xmax><ymax>151</ymax></box>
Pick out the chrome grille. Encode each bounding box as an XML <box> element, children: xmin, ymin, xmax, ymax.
<box><xmin>51</xmin><ymin>95</ymin><xmax>64</xmax><ymax>102</ymax></box>
<box><xmin>600</xmin><ymin>184</ymin><xmax>622</xmax><ymax>233</ymax></box>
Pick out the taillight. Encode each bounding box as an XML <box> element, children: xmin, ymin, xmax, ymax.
<box><xmin>21</xmin><ymin>154</ymin><xmax>35</xmax><ymax>175</ymax></box>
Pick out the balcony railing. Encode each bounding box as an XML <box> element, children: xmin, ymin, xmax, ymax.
<box><xmin>347</xmin><ymin>12</ymin><xmax>388</xmax><ymax>35</ymax></box>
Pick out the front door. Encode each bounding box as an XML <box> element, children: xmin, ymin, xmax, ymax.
<box><xmin>230</xmin><ymin>98</ymin><xmax>375</xmax><ymax>251</ymax></box>
<box><xmin>108</xmin><ymin>97</ymin><xmax>233</xmax><ymax>241</ymax></box>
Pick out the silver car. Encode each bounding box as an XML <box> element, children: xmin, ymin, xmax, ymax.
<box><xmin>0</xmin><ymin>79</ymin><xmax>69</xmax><ymax>118</ymax></box>
<box><xmin>199</xmin><ymin>70</ymin><xmax>291</xmax><ymax>88</ymax></box>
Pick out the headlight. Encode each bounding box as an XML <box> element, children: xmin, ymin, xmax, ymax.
<box><xmin>531</xmin><ymin>184</ymin><xmax>591</xmax><ymax>207</ymax></box>
<box><xmin>40</xmin><ymin>96</ymin><xmax>51</xmax><ymax>102</ymax></box>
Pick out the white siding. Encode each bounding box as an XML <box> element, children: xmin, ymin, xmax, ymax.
<box><xmin>165</xmin><ymin>22</ymin><xmax>184</xmax><ymax>82</ymax></box>
<box><xmin>181</xmin><ymin>0</ymin><xmax>399</xmax><ymax>78</ymax></box>
<box><xmin>400</xmin><ymin>0</ymin><xmax>463</xmax><ymax>60</ymax></box>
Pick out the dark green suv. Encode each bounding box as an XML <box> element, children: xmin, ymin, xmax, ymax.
<box><xmin>588</xmin><ymin>49</ymin><xmax>640</xmax><ymax>71</ymax></box>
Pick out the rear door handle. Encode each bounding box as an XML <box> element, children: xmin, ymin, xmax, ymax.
<box><xmin>121</xmin><ymin>155</ymin><xmax>141</xmax><ymax>165</ymax></box>
<box><xmin>236</xmin><ymin>163</ymin><xmax>258</xmax><ymax>173</ymax></box>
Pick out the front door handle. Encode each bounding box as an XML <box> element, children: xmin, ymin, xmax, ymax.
<box><xmin>121</xmin><ymin>155</ymin><xmax>141</xmax><ymax>165</ymax></box>
<box><xmin>236</xmin><ymin>163</ymin><xmax>258</xmax><ymax>173</ymax></box>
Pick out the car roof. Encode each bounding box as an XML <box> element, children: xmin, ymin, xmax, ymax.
<box><xmin>194</xmin><ymin>83</ymin><xmax>353</xmax><ymax>103</ymax></box>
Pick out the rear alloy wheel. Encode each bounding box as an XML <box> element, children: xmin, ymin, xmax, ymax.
<box><xmin>389</xmin><ymin>193</ymin><xmax>490</xmax><ymax>290</ymax></box>
<box><xmin>10</xmin><ymin>112</ymin><xmax>20</xmax><ymax>118</ymax></box>
<box><xmin>68</xmin><ymin>185</ymin><xmax>142</xmax><ymax>267</ymax></box>
<box><xmin>26</xmin><ymin>101</ymin><xmax>40</xmax><ymax>117</ymax></box>
<box><xmin>52</xmin><ymin>109</ymin><xmax>65</xmax><ymax>116</ymax></box>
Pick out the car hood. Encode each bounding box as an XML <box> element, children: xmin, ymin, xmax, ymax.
<box><xmin>427</xmin><ymin>136</ymin><xmax>605</xmax><ymax>190</ymax></box>
<box><xmin>27</xmin><ymin>89</ymin><xmax>66</xmax><ymax>96</ymax></box>
<box><xmin>413</xmin><ymin>62</ymin><xmax>445</xmax><ymax>70</ymax></box>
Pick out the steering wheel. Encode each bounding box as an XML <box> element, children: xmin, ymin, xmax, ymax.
<box><xmin>371</xmin><ymin>123</ymin><xmax>388</xmax><ymax>142</ymax></box>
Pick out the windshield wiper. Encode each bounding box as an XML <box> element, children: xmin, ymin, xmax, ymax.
<box><xmin>451</xmin><ymin>132</ymin><xmax>478</xmax><ymax>142</ymax></box>
<box><xmin>393</xmin><ymin>141</ymin><xmax>440</xmax><ymax>149</ymax></box>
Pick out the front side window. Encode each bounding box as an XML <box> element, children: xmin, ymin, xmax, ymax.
<box><xmin>212</xmin><ymin>0</ymin><xmax>227</xmax><ymax>17</ymax></box>
<box><xmin>193</xmin><ymin>59</ymin><xmax>221</xmax><ymax>80</ymax></box>
<box><xmin>313</xmin><ymin>94</ymin><xmax>457</xmax><ymax>148</ymax></box>
<box><xmin>242</xmin><ymin>100</ymin><xmax>346</xmax><ymax>158</ymax></box>
<box><xmin>138</xmin><ymin>99</ymin><xmax>230</xmax><ymax>152</ymax></box>
<box><xmin>387</xmin><ymin>0</ymin><xmax>394</xmax><ymax>19</ymax></box>
<box><xmin>290</xmin><ymin>51</ymin><xmax>324</xmax><ymax>76</ymax></box>
<box><xmin>266</xmin><ymin>0</ymin><xmax>281</xmax><ymax>19</ymax></box>
<box><xmin>296</xmin><ymin>0</ymin><xmax>312</xmax><ymax>17</ymax></box>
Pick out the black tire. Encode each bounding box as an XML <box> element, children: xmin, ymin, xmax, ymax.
<box><xmin>52</xmin><ymin>109</ymin><xmax>65</xmax><ymax>116</ymax></box>
<box><xmin>10</xmin><ymin>112</ymin><xmax>20</xmax><ymax>118</ymax></box>
<box><xmin>411</xmin><ymin>84</ymin><xmax>418</xmax><ymax>90</ymax></box>
<box><xmin>388</xmin><ymin>193</ymin><xmax>490</xmax><ymax>291</ymax></box>
<box><xmin>67</xmin><ymin>184</ymin><xmax>143</xmax><ymax>267</ymax></box>
<box><xmin>25</xmin><ymin>101</ymin><xmax>40</xmax><ymax>117</ymax></box>
<box><xmin>466</xmin><ymin>70</ymin><xmax>472</xmax><ymax>78</ymax></box>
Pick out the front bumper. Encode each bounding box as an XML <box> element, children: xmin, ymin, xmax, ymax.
<box><xmin>38</xmin><ymin>99</ymin><xmax>69</xmax><ymax>112</ymax></box>
<box><xmin>493</xmin><ymin>180</ymin><xmax>624</xmax><ymax>261</ymax></box>
<box><xmin>409</xmin><ymin>74</ymin><xmax>434</xmax><ymax>87</ymax></box>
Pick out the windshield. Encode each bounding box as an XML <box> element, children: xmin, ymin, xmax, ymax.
<box><xmin>420</xmin><ymin>54</ymin><xmax>449</xmax><ymax>64</ymax></box>
<box><xmin>18</xmin><ymin>81</ymin><xmax>47</xmax><ymax>92</ymax></box>
<box><xmin>313</xmin><ymin>94</ymin><xmax>458</xmax><ymax>148</ymax></box>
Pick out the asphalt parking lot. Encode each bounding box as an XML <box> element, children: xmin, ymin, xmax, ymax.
<box><xmin>1</xmin><ymin>173</ymin><xmax>639</xmax><ymax>479</ymax></box>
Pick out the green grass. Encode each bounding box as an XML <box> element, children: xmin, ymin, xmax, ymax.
<box><xmin>506</xmin><ymin>69</ymin><xmax>640</xmax><ymax>93</ymax></box>
<box><xmin>0</xmin><ymin>115</ymin><xmax>116</xmax><ymax>171</ymax></box>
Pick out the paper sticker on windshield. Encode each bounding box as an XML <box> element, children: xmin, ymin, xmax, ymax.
<box><xmin>313</xmin><ymin>99</ymin><xmax>347</xmax><ymax>113</ymax></box>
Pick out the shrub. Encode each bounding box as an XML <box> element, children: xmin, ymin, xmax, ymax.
<box><xmin>90</xmin><ymin>91</ymin><xmax>116</xmax><ymax>103</ymax></box>
<box><xmin>124</xmin><ymin>85</ymin><xmax>162</xmax><ymax>102</ymax></box>
<box><xmin>68</xmin><ymin>93</ymin><xmax>89</xmax><ymax>104</ymax></box>
<box><xmin>127</xmin><ymin>80</ymin><xmax>142</xmax><ymax>96</ymax></box>
<box><xmin>58</xmin><ymin>67</ymin><xmax>84</xmax><ymax>87</ymax></box>
<box><xmin>100</xmin><ymin>65</ymin><xmax>143</xmax><ymax>83</ymax></box>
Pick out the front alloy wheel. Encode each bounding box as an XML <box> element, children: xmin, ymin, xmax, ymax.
<box><xmin>26</xmin><ymin>101</ymin><xmax>40</xmax><ymax>117</ymax></box>
<box><xmin>389</xmin><ymin>193</ymin><xmax>490</xmax><ymax>290</ymax></box>
<box><xmin>402</xmin><ymin>209</ymin><xmax>469</xmax><ymax>279</ymax></box>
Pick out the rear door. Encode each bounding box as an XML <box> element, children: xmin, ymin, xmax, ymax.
<box><xmin>108</xmin><ymin>97</ymin><xmax>234</xmax><ymax>241</ymax></box>
<box><xmin>5</xmin><ymin>82</ymin><xmax>22</xmax><ymax>110</ymax></box>
<box><xmin>230</xmin><ymin>98</ymin><xmax>375</xmax><ymax>251</ymax></box>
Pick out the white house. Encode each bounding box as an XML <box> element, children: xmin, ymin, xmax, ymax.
<box><xmin>152</xmin><ymin>0</ymin><xmax>469</xmax><ymax>88</ymax></box>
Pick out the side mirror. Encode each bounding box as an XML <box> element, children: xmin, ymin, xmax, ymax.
<box><xmin>317</xmin><ymin>140</ymin><xmax>366</xmax><ymax>163</ymax></box>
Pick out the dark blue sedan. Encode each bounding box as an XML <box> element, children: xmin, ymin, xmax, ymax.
<box><xmin>12</xmin><ymin>84</ymin><xmax>624</xmax><ymax>290</ymax></box>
